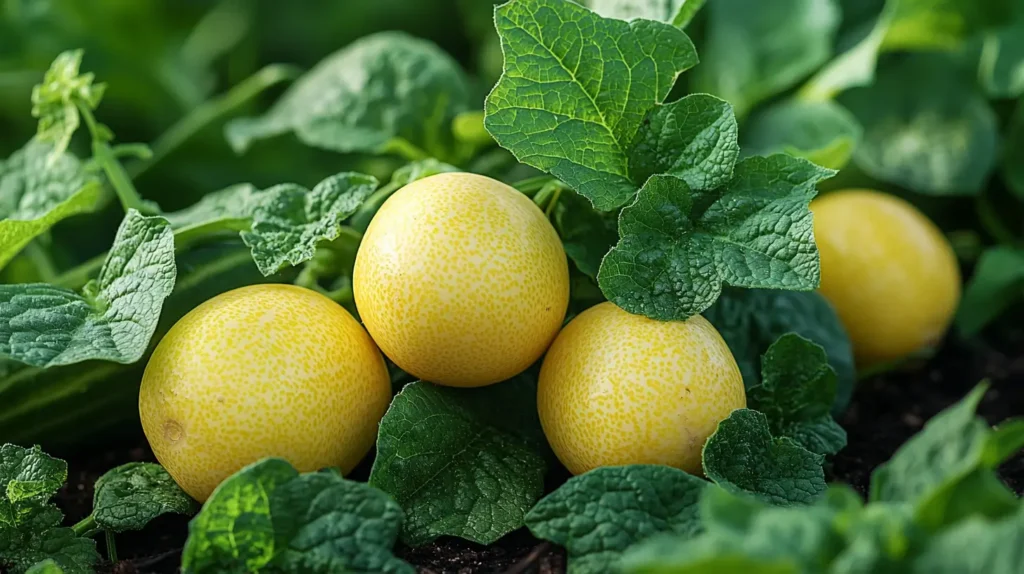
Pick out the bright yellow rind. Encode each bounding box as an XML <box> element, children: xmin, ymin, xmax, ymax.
<box><xmin>353</xmin><ymin>172</ymin><xmax>570</xmax><ymax>387</ymax></box>
<box><xmin>537</xmin><ymin>302</ymin><xmax>746</xmax><ymax>475</ymax></box>
<box><xmin>139</xmin><ymin>284</ymin><xmax>390</xmax><ymax>501</ymax></box>
<box><xmin>812</xmin><ymin>189</ymin><xmax>961</xmax><ymax>367</ymax></box>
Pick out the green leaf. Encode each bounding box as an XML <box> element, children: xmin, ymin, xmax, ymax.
<box><xmin>589</xmin><ymin>0</ymin><xmax>708</xmax><ymax>28</ymax></box>
<box><xmin>0</xmin><ymin>140</ymin><xmax>104</xmax><ymax>271</ymax></box>
<box><xmin>182</xmin><ymin>458</ymin><xmax>414</xmax><ymax>574</ymax></box>
<box><xmin>368</xmin><ymin>378</ymin><xmax>548</xmax><ymax>546</ymax></box>
<box><xmin>703</xmin><ymin>288</ymin><xmax>855</xmax><ymax>414</ymax></box>
<box><xmin>629</xmin><ymin>94</ymin><xmax>740</xmax><ymax>192</ymax></box>
<box><xmin>801</xmin><ymin>0</ymin><xmax>1013</xmax><ymax>100</ymax></box>
<box><xmin>911</xmin><ymin>508</ymin><xmax>1024</xmax><ymax>574</ymax></box>
<box><xmin>550</xmin><ymin>188</ymin><xmax>619</xmax><ymax>280</ymax></box>
<box><xmin>241</xmin><ymin>172</ymin><xmax>378</xmax><ymax>276</ymax></box>
<box><xmin>269</xmin><ymin>472</ymin><xmax>414</xmax><ymax>574</ymax></box>
<box><xmin>702</xmin><ymin>409</ymin><xmax>826</xmax><ymax>506</ymax></box>
<box><xmin>226</xmin><ymin>32</ymin><xmax>470</xmax><ymax>161</ymax></box>
<box><xmin>485</xmin><ymin>0</ymin><xmax>699</xmax><ymax>210</ymax></box>
<box><xmin>956</xmin><ymin>247</ymin><xmax>1024</xmax><ymax>337</ymax></box>
<box><xmin>747</xmin><ymin>334</ymin><xmax>846</xmax><ymax>456</ymax></box>
<box><xmin>839</xmin><ymin>53</ymin><xmax>999</xmax><ymax>196</ymax></box>
<box><xmin>182</xmin><ymin>458</ymin><xmax>299</xmax><ymax>573</ymax></box>
<box><xmin>743</xmin><ymin>100</ymin><xmax>862</xmax><ymax>171</ymax></box>
<box><xmin>694</xmin><ymin>0</ymin><xmax>840</xmax><ymax>117</ymax></box>
<box><xmin>525</xmin><ymin>465</ymin><xmax>707</xmax><ymax>573</ymax></box>
<box><xmin>163</xmin><ymin>183</ymin><xmax>266</xmax><ymax>239</ymax></box>
<box><xmin>0</xmin><ymin>210</ymin><xmax>177</xmax><ymax>367</ymax></box>
<box><xmin>25</xmin><ymin>559</ymin><xmax>63</xmax><ymax>574</ymax></box>
<box><xmin>599</xmin><ymin>155</ymin><xmax>832</xmax><ymax>321</ymax></box>
<box><xmin>621</xmin><ymin>487</ymin><xmax>839</xmax><ymax>573</ymax></box>
<box><xmin>0</xmin><ymin>445</ymin><xmax>66</xmax><ymax>507</ymax></box>
<box><xmin>30</xmin><ymin>50</ymin><xmax>107</xmax><ymax>160</ymax></box>
<box><xmin>979</xmin><ymin>22</ymin><xmax>1024</xmax><ymax>98</ymax></box>
<box><xmin>92</xmin><ymin>462</ymin><xmax>195</xmax><ymax>533</ymax></box>
<box><xmin>869</xmin><ymin>384</ymin><xmax>987</xmax><ymax>504</ymax></box>
<box><xmin>0</xmin><ymin>445</ymin><xmax>98</xmax><ymax>574</ymax></box>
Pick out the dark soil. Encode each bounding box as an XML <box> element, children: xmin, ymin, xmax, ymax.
<box><xmin>50</xmin><ymin>329</ymin><xmax>1024</xmax><ymax>574</ymax></box>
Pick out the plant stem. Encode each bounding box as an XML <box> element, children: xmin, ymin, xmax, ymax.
<box><xmin>512</xmin><ymin>175</ymin><xmax>555</xmax><ymax>197</ymax></box>
<box><xmin>77</xmin><ymin>103</ymin><xmax>156</xmax><ymax>215</ymax></box>
<box><xmin>128</xmin><ymin>64</ymin><xmax>302</xmax><ymax>179</ymax></box>
<box><xmin>349</xmin><ymin>182</ymin><xmax>401</xmax><ymax>232</ymax></box>
<box><xmin>381</xmin><ymin>138</ymin><xmax>431</xmax><ymax>162</ymax></box>
<box><xmin>105</xmin><ymin>530</ymin><xmax>118</xmax><ymax>563</ymax></box>
<box><xmin>545</xmin><ymin>185</ymin><xmax>563</xmax><ymax>218</ymax></box>
<box><xmin>72</xmin><ymin>514</ymin><xmax>96</xmax><ymax>537</ymax></box>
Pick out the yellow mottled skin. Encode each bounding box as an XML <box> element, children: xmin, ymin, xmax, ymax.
<box><xmin>538</xmin><ymin>302</ymin><xmax>746</xmax><ymax>476</ymax></box>
<box><xmin>139</xmin><ymin>284</ymin><xmax>390</xmax><ymax>501</ymax></box>
<box><xmin>354</xmin><ymin>172</ymin><xmax>570</xmax><ymax>387</ymax></box>
<box><xmin>812</xmin><ymin>190</ymin><xmax>961</xmax><ymax>367</ymax></box>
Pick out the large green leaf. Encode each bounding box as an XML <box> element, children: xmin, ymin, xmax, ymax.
<box><xmin>226</xmin><ymin>32</ymin><xmax>471</xmax><ymax>161</ymax></box>
<box><xmin>694</xmin><ymin>0</ymin><xmax>840</xmax><ymax>117</ymax></box>
<box><xmin>525</xmin><ymin>465</ymin><xmax>707</xmax><ymax>573</ymax></box>
<box><xmin>92</xmin><ymin>463</ymin><xmax>194</xmax><ymax>533</ymax></box>
<box><xmin>182</xmin><ymin>458</ymin><xmax>413</xmax><ymax>573</ymax></box>
<box><xmin>369</xmin><ymin>378</ymin><xmax>547</xmax><ymax>546</ymax></box>
<box><xmin>702</xmin><ymin>409</ymin><xmax>826</xmax><ymax>506</ymax></box>
<box><xmin>839</xmin><ymin>53</ymin><xmax>998</xmax><ymax>196</ymax></box>
<box><xmin>743</xmin><ymin>99</ymin><xmax>862</xmax><ymax>171</ymax></box>
<box><xmin>485</xmin><ymin>0</ymin><xmax>699</xmax><ymax>210</ymax></box>
<box><xmin>0</xmin><ymin>210</ymin><xmax>176</xmax><ymax>368</ymax></box>
<box><xmin>598</xmin><ymin>156</ymin><xmax>832</xmax><ymax>321</ymax></box>
<box><xmin>0</xmin><ymin>140</ymin><xmax>103</xmax><ymax>271</ymax></box>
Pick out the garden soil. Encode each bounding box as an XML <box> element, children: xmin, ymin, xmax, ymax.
<box><xmin>44</xmin><ymin>327</ymin><xmax>1024</xmax><ymax>574</ymax></box>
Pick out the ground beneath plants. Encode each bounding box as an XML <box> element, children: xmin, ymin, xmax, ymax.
<box><xmin>44</xmin><ymin>329</ymin><xmax>1024</xmax><ymax>574</ymax></box>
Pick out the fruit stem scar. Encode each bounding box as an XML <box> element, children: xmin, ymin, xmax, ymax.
<box><xmin>164</xmin><ymin>420</ymin><xmax>184</xmax><ymax>442</ymax></box>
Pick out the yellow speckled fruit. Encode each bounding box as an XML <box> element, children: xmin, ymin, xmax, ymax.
<box><xmin>537</xmin><ymin>302</ymin><xmax>746</xmax><ymax>475</ymax></box>
<box><xmin>139</xmin><ymin>284</ymin><xmax>390</xmax><ymax>501</ymax></box>
<box><xmin>353</xmin><ymin>172</ymin><xmax>569</xmax><ymax>387</ymax></box>
<box><xmin>811</xmin><ymin>190</ymin><xmax>961</xmax><ymax>367</ymax></box>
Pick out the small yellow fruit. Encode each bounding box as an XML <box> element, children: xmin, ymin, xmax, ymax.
<box><xmin>811</xmin><ymin>190</ymin><xmax>961</xmax><ymax>367</ymax></box>
<box><xmin>537</xmin><ymin>302</ymin><xmax>746</xmax><ymax>475</ymax></box>
<box><xmin>354</xmin><ymin>172</ymin><xmax>569</xmax><ymax>387</ymax></box>
<box><xmin>139</xmin><ymin>284</ymin><xmax>390</xmax><ymax>501</ymax></box>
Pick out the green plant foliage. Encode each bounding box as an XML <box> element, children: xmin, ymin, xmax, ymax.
<box><xmin>598</xmin><ymin>156</ymin><xmax>833</xmax><ymax>321</ymax></box>
<box><xmin>0</xmin><ymin>211</ymin><xmax>176</xmax><ymax>367</ymax></box>
<box><xmin>589</xmin><ymin>0</ymin><xmax>707</xmax><ymax>28</ymax></box>
<box><xmin>0</xmin><ymin>140</ymin><xmax>103</xmax><ymax>271</ymax></box>
<box><xmin>525</xmin><ymin>465</ymin><xmax>707</xmax><ymax>573</ymax></box>
<box><xmin>485</xmin><ymin>0</ymin><xmax>699</xmax><ymax>210</ymax></box>
<box><xmin>91</xmin><ymin>463</ymin><xmax>194</xmax><ymax>533</ymax></box>
<box><xmin>703</xmin><ymin>288</ymin><xmax>856</xmax><ymax>414</ymax></box>
<box><xmin>0</xmin><ymin>445</ymin><xmax>98</xmax><ymax>574</ymax></box>
<box><xmin>182</xmin><ymin>458</ymin><xmax>413</xmax><ymax>573</ymax></box>
<box><xmin>743</xmin><ymin>99</ymin><xmax>862</xmax><ymax>170</ymax></box>
<box><xmin>226</xmin><ymin>32</ymin><xmax>471</xmax><ymax>162</ymax></box>
<box><xmin>369</xmin><ymin>378</ymin><xmax>548</xmax><ymax>546</ymax></box>
<box><xmin>839</xmin><ymin>53</ymin><xmax>999</xmax><ymax>196</ymax></box>
<box><xmin>695</xmin><ymin>0</ymin><xmax>841</xmax><ymax>117</ymax></box>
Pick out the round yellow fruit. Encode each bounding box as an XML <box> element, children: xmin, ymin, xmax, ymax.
<box><xmin>811</xmin><ymin>190</ymin><xmax>961</xmax><ymax>367</ymax></box>
<box><xmin>537</xmin><ymin>302</ymin><xmax>746</xmax><ymax>475</ymax></box>
<box><xmin>139</xmin><ymin>284</ymin><xmax>390</xmax><ymax>501</ymax></box>
<box><xmin>353</xmin><ymin>172</ymin><xmax>569</xmax><ymax>387</ymax></box>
